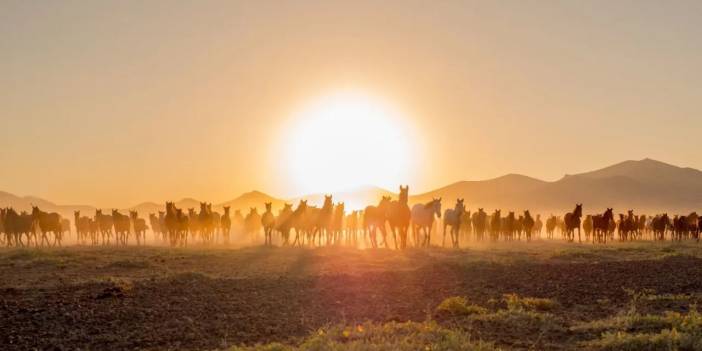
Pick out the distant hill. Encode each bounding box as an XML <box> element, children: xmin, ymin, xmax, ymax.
<box><xmin>3</xmin><ymin>158</ymin><xmax>702</xmax><ymax>218</ymax></box>
<box><xmin>411</xmin><ymin>158</ymin><xmax>702</xmax><ymax>214</ymax></box>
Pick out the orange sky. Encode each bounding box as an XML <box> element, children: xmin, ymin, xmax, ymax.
<box><xmin>2</xmin><ymin>1</ymin><xmax>702</xmax><ymax>208</ymax></box>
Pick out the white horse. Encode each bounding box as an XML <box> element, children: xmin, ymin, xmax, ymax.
<box><xmin>443</xmin><ymin>199</ymin><xmax>465</xmax><ymax>248</ymax></box>
<box><xmin>411</xmin><ymin>198</ymin><xmax>441</xmax><ymax>247</ymax></box>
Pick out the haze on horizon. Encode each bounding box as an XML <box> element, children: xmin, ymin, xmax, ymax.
<box><xmin>2</xmin><ymin>1</ymin><xmax>702</xmax><ymax>208</ymax></box>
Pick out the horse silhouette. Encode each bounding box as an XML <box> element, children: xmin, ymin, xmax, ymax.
<box><xmin>522</xmin><ymin>210</ymin><xmax>535</xmax><ymax>242</ymax></box>
<box><xmin>129</xmin><ymin>211</ymin><xmax>148</xmax><ymax>245</ymax></box>
<box><xmin>472</xmin><ymin>208</ymin><xmax>487</xmax><ymax>241</ymax></box>
<box><xmin>275</xmin><ymin>203</ymin><xmax>294</xmax><ymax>245</ymax></box>
<box><xmin>32</xmin><ymin>206</ymin><xmax>62</xmax><ymax>246</ymax></box>
<box><xmin>592</xmin><ymin>208</ymin><xmax>614</xmax><ymax>244</ymax></box>
<box><xmin>244</xmin><ymin>208</ymin><xmax>262</xmax><ymax>243</ymax></box>
<box><xmin>221</xmin><ymin>206</ymin><xmax>232</xmax><ymax>244</ymax></box>
<box><xmin>364</xmin><ymin>196</ymin><xmax>391</xmax><ymax>248</ymax></box>
<box><xmin>387</xmin><ymin>186</ymin><xmax>411</xmax><ymax>249</ymax></box>
<box><xmin>95</xmin><ymin>209</ymin><xmax>114</xmax><ymax>245</ymax></box>
<box><xmin>261</xmin><ymin>202</ymin><xmax>276</xmax><ymax>246</ymax></box>
<box><xmin>112</xmin><ymin>209</ymin><xmax>131</xmax><ymax>245</ymax></box>
<box><xmin>564</xmin><ymin>204</ymin><xmax>583</xmax><ymax>243</ymax></box>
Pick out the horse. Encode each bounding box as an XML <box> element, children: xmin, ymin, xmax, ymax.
<box><xmin>442</xmin><ymin>199</ymin><xmax>465</xmax><ymax>248</ymax></box>
<box><xmin>345</xmin><ymin>210</ymin><xmax>360</xmax><ymax>245</ymax></box>
<box><xmin>32</xmin><ymin>206</ymin><xmax>62</xmax><ymax>246</ymax></box>
<box><xmin>583</xmin><ymin>215</ymin><xmax>593</xmax><ymax>240</ymax></box>
<box><xmin>472</xmin><ymin>208</ymin><xmax>487</xmax><ymax>241</ymax></box>
<box><xmin>149</xmin><ymin>213</ymin><xmax>161</xmax><ymax>243</ymax></box>
<box><xmin>112</xmin><ymin>209</ymin><xmax>131</xmax><ymax>245</ymax></box>
<box><xmin>95</xmin><ymin>209</ymin><xmax>114</xmax><ymax>245</ymax></box>
<box><xmin>74</xmin><ymin>211</ymin><xmax>92</xmax><ymax>245</ymax></box>
<box><xmin>591</xmin><ymin>208</ymin><xmax>614</xmax><ymax>244</ymax></box>
<box><xmin>221</xmin><ymin>206</ymin><xmax>232</xmax><ymax>244</ymax></box>
<box><xmin>460</xmin><ymin>210</ymin><xmax>472</xmax><ymax>242</ymax></box>
<box><xmin>387</xmin><ymin>185</ymin><xmax>411</xmax><ymax>249</ymax></box>
<box><xmin>490</xmin><ymin>210</ymin><xmax>502</xmax><ymax>241</ymax></box>
<box><xmin>4</xmin><ymin>208</ymin><xmax>34</xmax><ymax>247</ymax></box>
<box><xmin>411</xmin><ymin>197</ymin><xmax>441</xmax><ymax>247</ymax></box>
<box><xmin>522</xmin><ymin>210</ymin><xmax>535</xmax><ymax>242</ymax></box>
<box><xmin>564</xmin><ymin>204</ymin><xmax>583</xmax><ymax>243</ymax></box>
<box><xmin>331</xmin><ymin>202</ymin><xmax>345</xmax><ymax>245</ymax></box>
<box><xmin>129</xmin><ymin>211</ymin><xmax>148</xmax><ymax>245</ymax></box>
<box><xmin>261</xmin><ymin>202</ymin><xmax>276</xmax><ymax>246</ymax></box>
<box><xmin>198</xmin><ymin>202</ymin><xmax>214</xmax><ymax>244</ymax></box>
<box><xmin>364</xmin><ymin>196</ymin><xmax>391</xmax><ymax>248</ymax></box>
<box><xmin>164</xmin><ymin>202</ymin><xmax>181</xmax><ymax>247</ymax></box>
<box><xmin>244</xmin><ymin>208</ymin><xmax>262</xmax><ymax>243</ymax></box>
<box><xmin>275</xmin><ymin>203</ymin><xmax>294</xmax><ymax>245</ymax></box>
<box><xmin>289</xmin><ymin>200</ymin><xmax>308</xmax><ymax>246</ymax></box>
<box><xmin>651</xmin><ymin>214</ymin><xmax>669</xmax><ymax>241</ymax></box>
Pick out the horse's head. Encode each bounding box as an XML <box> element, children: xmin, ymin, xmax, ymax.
<box><xmin>223</xmin><ymin>206</ymin><xmax>230</xmax><ymax>215</ymax></box>
<box><xmin>283</xmin><ymin>203</ymin><xmax>292</xmax><ymax>211</ymax></box>
<box><xmin>265</xmin><ymin>202</ymin><xmax>272</xmax><ymax>212</ymax></box>
<box><xmin>249</xmin><ymin>207</ymin><xmax>258</xmax><ymax>215</ymax></box>
<box><xmin>130</xmin><ymin>211</ymin><xmax>137</xmax><ymax>219</ymax></box>
<box><xmin>433</xmin><ymin>198</ymin><xmax>442</xmax><ymax>218</ymax></box>
<box><xmin>200</xmin><ymin>202</ymin><xmax>207</xmax><ymax>211</ymax></box>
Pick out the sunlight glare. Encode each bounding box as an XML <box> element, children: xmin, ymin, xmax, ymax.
<box><xmin>284</xmin><ymin>92</ymin><xmax>414</xmax><ymax>195</ymax></box>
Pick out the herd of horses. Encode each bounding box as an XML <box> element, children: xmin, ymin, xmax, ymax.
<box><xmin>1</xmin><ymin>186</ymin><xmax>701</xmax><ymax>249</ymax></box>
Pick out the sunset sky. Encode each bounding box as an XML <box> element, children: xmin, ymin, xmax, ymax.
<box><xmin>2</xmin><ymin>1</ymin><xmax>702</xmax><ymax>208</ymax></box>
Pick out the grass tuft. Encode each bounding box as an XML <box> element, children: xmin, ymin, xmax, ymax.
<box><xmin>230</xmin><ymin>321</ymin><xmax>497</xmax><ymax>351</ymax></box>
<box><xmin>436</xmin><ymin>296</ymin><xmax>488</xmax><ymax>316</ymax></box>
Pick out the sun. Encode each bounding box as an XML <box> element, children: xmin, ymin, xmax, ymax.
<box><xmin>282</xmin><ymin>91</ymin><xmax>415</xmax><ymax>195</ymax></box>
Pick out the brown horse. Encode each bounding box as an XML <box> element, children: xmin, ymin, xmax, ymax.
<box><xmin>221</xmin><ymin>206</ymin><xmax>231</xmax><ymax>244</ymax></box>
<box><xmin>32</xmin><ymin>206</ymin><xmax>62</xmax><ymax>246</ymax></box>
<box><xmin>95</xmin><ymin>209</ymin><xmax>114</xmax><ymax>245</ymax></box>
<box><xmin>112</xmin><ymin>209</ymin><xmax>131</xmax><ymax>245</ymax></box>
<box><xmin>522</xmin><ymin>210</ymin><xmax>535</xmax><ymax>242</ymax></box>
<box><xmin>74</xmin><ymin>211</ymin><xmax>92</xmax><ymax>245</ymax></box>
<box><xmin>261</xmin><ymin>202</ymin><xmax>276</xmax><ymax>246</ymax></box>
<box><xmin>564</xmin><ymin>204</ymin><xmax>583</xmax><ymax>242</ymax></box>
<box><xmin>387</xmin><ymin>185</ymin><xmax>411</xmax><ymax>249</ymax></box>
<box><xmin>244</xmin><ymin>208</ymin><xmax>262</xmax><ymax>243</ymax></box>
<box><xmin>364</xmin><ymin>196</ymin><xmax>391</xmax><ymax>248</ymax></box>
<box><xmin>275</xmin><ymin>203</ymin><xmax>294</xmax><ymax>245</ymax></box>
<box><xmin>442</xmin><ymin>198</ymin><xmax>465</xmax><ymax>248</ymax></box>
<box><xmin>129</xmin><ymin>210</ymin><xmax>148</xmax><ymax>245</ymax></box>
<box><xmin>592</xmin><ymin>208</ymin><xmax>614</xmax><ymax>244</ymax></box>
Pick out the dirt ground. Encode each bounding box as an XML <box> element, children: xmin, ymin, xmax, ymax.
<box><xmin>1</xmin><ymin>240</ymin><xmax>702</xmax><ymax>350</ymax></box>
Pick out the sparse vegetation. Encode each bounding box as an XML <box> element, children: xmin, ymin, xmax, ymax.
<box><xmin>436</xmin><ymin>296</ymin><xmax>488</xmax><ymax>316</ymax></box>
<box><xmin>229</xmin><ymin>322</ymin><xmax>497</xmax><ymax>351</ymax></box>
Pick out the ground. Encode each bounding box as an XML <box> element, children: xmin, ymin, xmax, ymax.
<box><xmin>2</xmin><ymin>241</ymin><xmax>702</xmax><ymax>350</ymax></box>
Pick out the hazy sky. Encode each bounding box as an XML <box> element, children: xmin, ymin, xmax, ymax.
<box><xmin>2</xmin><ymin>0</ymin><xmax>702</xmax><ymax>207</ymax></box>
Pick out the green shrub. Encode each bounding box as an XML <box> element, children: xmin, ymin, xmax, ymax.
<box><xmin>436</xmin><ymin>296</ymin><xmax>488</xmax><ymax>316</ymax></box>
<box><xmin>503</xmin><ymin>293</ymin><xmax>558</xmax><ymax>312</ymax></box>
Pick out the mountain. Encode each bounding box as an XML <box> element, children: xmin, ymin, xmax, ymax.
<box><xmin>412</xmin><ymin>159</ymin><xmax>702</xmax><ymax>214</ymax></box>
<box><xmin>216</xmin><ymin>191</ymin><xmax>286</xmax><ymax>212</ymax></box>
<box><xmin>2</xmin><ymin>158</ymin><xmax>702</xmax><ymax>218</ymax></box>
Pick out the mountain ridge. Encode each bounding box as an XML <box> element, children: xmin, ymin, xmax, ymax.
<box><xmin>3</xmin><ymin>158</ymin><xmax>702</xmax><ymax>218</ymax></box>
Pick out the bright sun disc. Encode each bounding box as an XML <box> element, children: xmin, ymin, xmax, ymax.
<box><xmin>284</xmin><ymin>92</ymin><xmax>414</xmax><ymax>195</ymax></box>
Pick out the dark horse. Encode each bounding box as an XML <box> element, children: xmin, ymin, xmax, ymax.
<box><xmin>564</xmin><ymin>204</ymin><xmax>583</xmax><ymax>243</ymax></box>
<box><xmin>388</xmin><ymin>185</ymin><xmax>411</xmax><ymax>249</ymax></box>
<box><xmin>592</xmin><ymin>208</ymin><xmax>614</xmax><ymax>244</ymax></box>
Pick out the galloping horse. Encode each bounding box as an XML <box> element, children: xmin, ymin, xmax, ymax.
<box><xmin>592</xmin><ymin>208</ymin><xmax>614</xmax><ymax>244</ymax></box>
<box><xmin>410</xmin><ymin>198</ymin><xmax>441</xmax><ymax>247</ymax></box>
<box><xmin>442</xmin><ymin>199</ymin><xmax>465</xmax><ymax>248</ymax></box>
<box><xmin>261</xmin><ymin>202</ymin><xmax>276</xmax><ymax>246</ymax></box>
<box><xmin>129</xmin><ymin>210</ymin><xmax>148</xmax><ymax>245</ymax></box>
<box><xmin>221</xmin><ymin>206</ymin><xmax>231</xmax><ymax>244</ymax></box>
<box><xmin>564</xmin><ymin>204</ymin><xmax>583</xmax><ymax>243</ymax></box>
<box><xmin>364</xmin><ymin>196</ymin><xmax>391</xmax><ymax>248</ymax></box>
<box><xmin>522</xmin><ymin>210</ymin><xmax>535</xmax><ymax>242</ymax></box>
<box><xmin>387</xmin><ymin>186</ymin><xmax>411</xmax><ymax>249</ymax></box>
